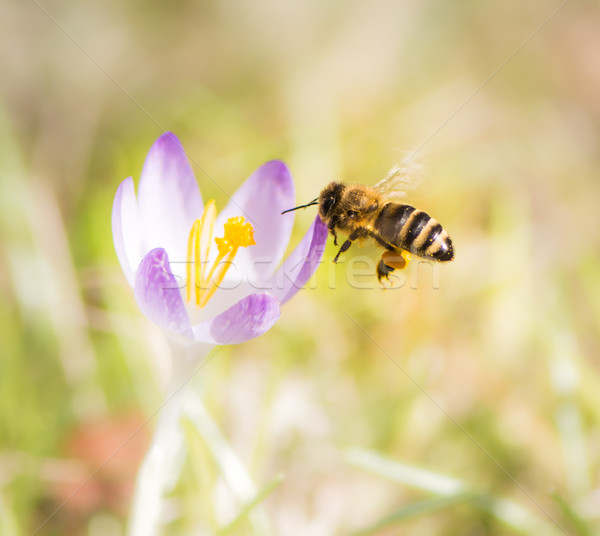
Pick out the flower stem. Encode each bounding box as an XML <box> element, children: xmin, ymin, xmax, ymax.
<box><xmin>127</xmin><ymin>341</ymin><xmax>213</xmax><ymax>536</ymax></box>
<box><xmin>127</xmin><ymin>396</ymin><xmax>183</xmax><ymax>536</ymax></box>
<box><xmin>183</xmin><ymin>388</ymin><xmax>274</xmax><ymax>535</ymax></box>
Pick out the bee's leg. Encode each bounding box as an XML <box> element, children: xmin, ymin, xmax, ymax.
<box><xmin>377</xmin><ymin>250</ymin><xmax>411</xmax><ymax>282</ymax></box>
<box><xmin>328</xmin><ymin>218</ymin><xmax>339</xmax><ymax>246</ymax></box>
<box><xmin>377</xmin><ymin>259</ymin><xmax>395</xmax><ymax>282</ymax></box>
<box><xmin>333</xmin><ymin>229</ymin><xmax>365</xmax><ymax>263</ymax></box>
<box><xmin>333</xmin><ymin>240</ymin><xmax>351</xmax><ymax>263</ymax></box>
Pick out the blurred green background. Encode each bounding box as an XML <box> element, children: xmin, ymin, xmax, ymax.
<box><xmin>2</xmin><ymin>0</ymin><xmax>600</xmax><ymax>534</ymax></box>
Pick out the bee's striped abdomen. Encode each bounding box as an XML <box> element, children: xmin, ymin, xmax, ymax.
<box><xmin>375</xmin><ymin>203</ymin><xmax>454</xmax><ymax>262</ymax></box>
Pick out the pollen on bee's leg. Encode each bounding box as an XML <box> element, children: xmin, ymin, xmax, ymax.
<box><xmin>382</xmin><ymin>249</ymin><xmax>411</xmax><ymax>271</ymax></box>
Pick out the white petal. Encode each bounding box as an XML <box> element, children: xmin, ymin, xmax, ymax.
<box><xmin>137</xmin><ymin>133</ymin><xmax>204</xmax><ymax>264</ymax></box>
<box><xmin>112</xmin><ymin>177</ymin><xmax>143</xmax><ymax>286</ymax></box>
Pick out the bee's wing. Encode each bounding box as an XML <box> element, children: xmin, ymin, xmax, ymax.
<box><xmin>373</xmin><ymin>161</ymin><xmax>421</xmax><ymax>202</ymax></box>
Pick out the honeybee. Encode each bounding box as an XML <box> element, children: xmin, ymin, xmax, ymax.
<box><xmin>282</xmin><ymin>167</ymin><xmax>454</xmax><ymax>282</ymax></box>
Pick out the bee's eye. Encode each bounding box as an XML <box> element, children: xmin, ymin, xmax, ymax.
<box><xmin>347</xmin><ymin>210</ymin><xmax>358</xmax><ymax>218</ymax></box>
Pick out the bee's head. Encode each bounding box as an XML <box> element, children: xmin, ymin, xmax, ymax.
<box><xmin>318</xmin><ymin>182</ymin><xmax>345</xmax><ymax>221</ymax></box>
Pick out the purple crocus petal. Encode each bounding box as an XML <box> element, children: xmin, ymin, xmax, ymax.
<box><xmin>137</xmin><ymin>133</ymin><xmax>204</xmax><ymax>263</ymax></box>
<box><xmin>134</xmin><ymin>248</ymin><xmax>192</xmax><ymax>338</ymax></box>
<box><xmin>215</xmin><ymin>160</ymin><xmax>295</xmax><ymax>279</ymax></box>
<box><xmin>268</xmin><ymin>216</ymin><xmax>328</xmax><ymax>304</ymax></box>
<box><xmin>192</xmin><ymin>292</ymin><xmax>281</xmax><ymax>344</ymax></box>
<box><xmin>112</xmin><ymin>177</ymin><xmax>143</xmax><ymax>287</ymax></box>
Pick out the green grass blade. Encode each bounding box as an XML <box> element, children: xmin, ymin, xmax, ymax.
<box><xmin>349</xmin><ymin>492</ymin><xmax>475</xmax><ymax>536</ymax></box>
<box><xmin>551</xmin><ymin>493</ymin><xmax>593</xmax><ymax>536</ymax></box>
<box><xmin>346</xmin><ymin>448</ymin><xmax>564</xmax><ymax>535</ymax></box>
<box><xmin>0</xmin><ymin>491</ymin><xmax>20</xmax><ymax>536</ymax></box>
<box><xmin>346</xmin><ymin>447</ymin><xmax>466</xmax><ymax>495</ymax></box>
<box><xmin>217</xmin><ymin>474</ymin><xmax>284</xmax><ymax>536</ymax></box>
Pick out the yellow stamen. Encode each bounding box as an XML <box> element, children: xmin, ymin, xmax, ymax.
<box><xmin>198</xmin><ymin>216</ymin><xmax>256</xmax><ymax>308</ymax></box>
<box><xmin>214</xmin><ymin>216</ymin><xmax>256</xmax><ymax>253</ymax></box>
<box><xmin>197</xmin><ymin>200</ymin><xmax>217</xmax><ymax>303</ymax></box>
<box><xmin>185</xmin><ymin>204</ymin><xmax>255</xmax><ymax>308</ymax></box>
<box><xmin>185</xmin><ymin>219</ymin><xmax>199</xmax><ymax>303</ymax></box>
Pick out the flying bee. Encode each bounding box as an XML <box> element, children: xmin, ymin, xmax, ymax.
<box><xmin>282</xmin><ymin>167</ymin><xmax>454</xmax><ymax>282</ymax></box>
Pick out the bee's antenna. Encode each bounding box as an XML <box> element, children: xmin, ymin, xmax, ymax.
<box><xmin>281</xmin><ymin>198</ymin><xmax>319</xmax><ymax>215</ymax></box>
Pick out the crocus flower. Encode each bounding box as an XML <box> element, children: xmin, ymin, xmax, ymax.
<box><xmin>112</xmin><ymin>132</ymin><xmax>327</xmax><ymax>345</ymax></box>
